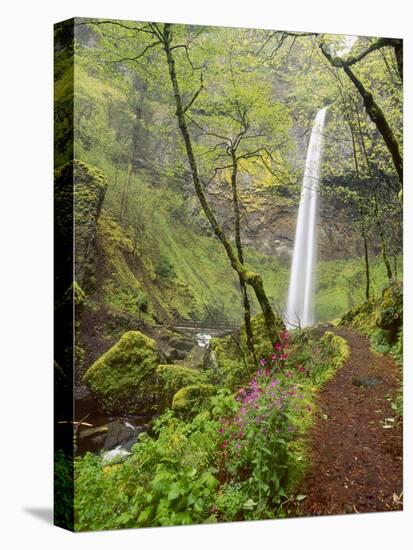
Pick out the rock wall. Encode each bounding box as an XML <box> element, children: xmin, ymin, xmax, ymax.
<box><xmin>183</xmin><ymin>173</ymin><xmax>368</xmax><ymax>265</ymax></box>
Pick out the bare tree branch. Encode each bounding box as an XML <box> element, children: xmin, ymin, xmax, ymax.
<box><xmin>183</xmin><ymin>73</ymin><xmax>204</xmax><ymax>113</ymax></box>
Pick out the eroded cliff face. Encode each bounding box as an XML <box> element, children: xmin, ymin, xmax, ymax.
<box><xmin>73</xmin><ymin>160</ymin><xmax>108</xmax><ymax>289</ymax></box>
<box><xmin>182</xmin><ymin>172</ymin><xmax>369</xmax><ymax>265</ymax></box>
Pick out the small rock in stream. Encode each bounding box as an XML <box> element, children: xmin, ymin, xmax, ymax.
<box><xmin>104</xmin><ymin>421</ymin><xmax>135</xmax><ymax>450</ymax></box>
<box><xmin>101</xmin><ymin>446</ymin><xmax>131</xmax><ymax>466</ymax></box>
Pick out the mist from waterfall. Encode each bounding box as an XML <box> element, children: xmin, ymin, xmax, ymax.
<box><xmin>285</xmin><ymin>107</ymin><xmax>328</xmax><ymax>329</ymax></box>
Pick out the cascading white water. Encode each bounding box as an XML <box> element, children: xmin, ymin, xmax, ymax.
<box><xmin>285</xmin><ymin>107</ymin><xmax>328</xmax><ymax>329</ymax></box>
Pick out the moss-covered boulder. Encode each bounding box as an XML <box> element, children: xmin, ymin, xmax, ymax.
<box><xmin>171</xmin><ymin>384</ymin><xmax>215</xmax><ymax>414</ymax></box>
<box><xmin>156</xmin><ymin>364</ymin><xmax>207</xmax><ymax>408</ymax></box>
<box><xmin>83</xmin><ymin>331</ymin><xmax>159</xmax><ymax>414</ymax></box>
<box><xmin>375</xmin><ymin>283</ymin><xmax>403</xmax><ymax>335</ymax></box>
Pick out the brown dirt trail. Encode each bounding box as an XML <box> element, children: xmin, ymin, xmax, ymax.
<box><xmin>299</xmin><ymin>327</ymin><xmax>402</xmax><ymax>516</ymax></box>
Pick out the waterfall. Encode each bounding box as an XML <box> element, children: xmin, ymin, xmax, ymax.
<box><xmin>285</xmin><ymin>107</ymin><xmax>328</xmax><ymax>329</ymax></box>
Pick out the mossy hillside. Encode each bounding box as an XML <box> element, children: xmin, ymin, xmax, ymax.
<box><xmin>85</xmin><ymin>193</ymin><xmax>396</xmax><ymax>330</ymax></box>
<box><xmin>340</xmin><ymin>281</ymin><xmax>403</xmax><ymax>349</ymax></box>
<box><xmin>83</xmin><ymin>331</ymin><xmax>160</xmax><ymax>414</ymax></box>
<box><xmin>93</xmin><ymin>215</ymin><xmax>154</xmax><ymax>320</ymax></box>
<box><xmin>90</xmin><ymin>213</ymin><xmax>223</xmax><ymax>324</ymax></box>
<box><xmin>54</xmin><ymin>39</ymin><xmax>74</xmax><ymax>166</ymax></box>
<box><xmin>77</xmin><ymin>153</ymin><xmax>292</xmax><ymax>323</ymax></box>
<box><xmin>94</xmin><ymin>176</ymin><xmax>398</xmax><ymax>328</ymax></box>
<box><xmin>315</xmin><ymin>255</ymin><xmax>399</xmax><ymax>322</ymax></box>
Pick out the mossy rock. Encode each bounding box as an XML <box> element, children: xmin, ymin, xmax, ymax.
<box><xmin>319</xmin><ymin>331</ymin><xmax>350</xmax><ymax>368</ymax></box>
<box><xmin>180</xmin><ymin>345</ymin><xmax>207</xmax><ymax>370</ymax></box>
<box><xmin>168</xmin><ymin>336</ymin><xmax>195</xmax><ymax>352</ymax></box>
<box><xmin>83</xmin><ymin>331</ymin><xmax>159</xmax><ymax>414</ymax></box>
<box><xmin>339</xmin><ymin>300</ymin><xmax>375</xmax><ymax>330</ymax></box>
<box><xmin>375</xmin><ymin>283</ymin><xmax>403</xmax><ymax>335</ymax></box>
<box><xmin>55</xmin><ymin>159</ymin><xmax>108</xmax><ymax>291</ymax></box>
<box><xmin>340</xmin><ymin>283</ymin><xmax>403</xmax><ymax>345</ymax></box>
<box><xmin>172</xmin><ymin>384</ymin><xmax>215</xmax><ymax>414</ymax></box>
<box><xmin>156</xmin><ymin>364</ymin><xmax>207</xmax><ymax>408</ymax></box>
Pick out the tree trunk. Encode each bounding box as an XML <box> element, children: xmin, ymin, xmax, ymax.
<box><xmin>373</xmin><ymin>190</ymin><xmax>393</xmax><ymax>281</ymax></box>
<box><xmin>119</xmin><ymin>155</ymin><xmax>134</xmax><ymax>225</ymax></box>
<box><xmin>392</xmin><ymin>39</ymin><xmax>403</xmax><ymax>82</ymax></box>
<box><xmin>162</xmin><ymin>23</ymin><xmax>277</xmax><ymax>342</ymax></box>
<box><xmin>362</xmin><ymin>225</ymin><xmax>370</xmax><ymax>301</ymax></box>
<box><xmin>342</xmin><ymin>93</ymin><xmax>371</xmax><ymax>303</ymax></box>
<box><xmin>120</xmin><ymin>104</ymin><xmax>141</xmax><ymax>226</ymax></box>
<box><xmin>393</xmin><ymin>254</ymin><xmax>398</xmax><ymax>281</ymax></box>
<box><xmin>230</xmin><ymin>152</ymin><xmax>257</xmax><ymax>366</ymax></box>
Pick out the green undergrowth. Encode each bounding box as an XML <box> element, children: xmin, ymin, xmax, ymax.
<box><xmin>74</xmin><ymin>317</ymin><xmax>349</xmax><ymax>529</ymax></box>
<box><xmin>211</xmin><ymin>312</ymin><xmax>286</xmax><ymax>390</ymax></box>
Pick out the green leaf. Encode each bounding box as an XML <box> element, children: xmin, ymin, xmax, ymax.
<box><xmin>116</xmin><ymin>511</ymin><xmax>132</xmax><ymax>525</ymax></box>
<box><xmin>243</xmin><ymin>498</ymin><xmax>258</xmax><ymax>510</ymax></box>
<box><xmin>137</xmin><ymin>508</ymin><xmax>152</xmax><ymax>525</ymax></box>
<box><xmin>167</xmin><ymin>482</ymin><xmax>184</xmax><ymax>501</ymax></box>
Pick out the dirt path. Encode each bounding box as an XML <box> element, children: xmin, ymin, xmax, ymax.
<box><xmin>298</xmin><ymin>327</ymin><xmax>403</xmax><ymax>516</ymax></box>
